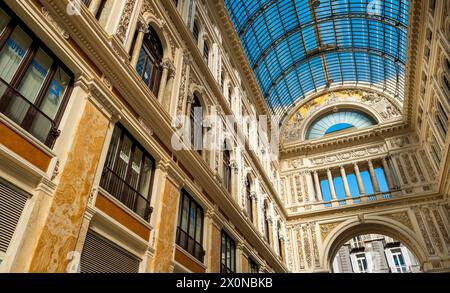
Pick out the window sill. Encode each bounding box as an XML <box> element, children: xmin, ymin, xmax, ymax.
<box><xmin>0</xmin><ymin>114</ymin><xmax>56</xmax><ymax>159</ymax></box>
<box><xmin>97</xmin><ymin>186</ymin><xmax>153</xmax><ymax>230</ymax></box>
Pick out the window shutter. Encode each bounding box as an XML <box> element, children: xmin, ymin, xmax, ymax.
<box><xmin>0</xmin><ymin>181</ymin><xmax>28</xmax><ymax>253</ymax></box>
<box><xmin>80</xmin><ymin>230</ymin><xmax>141</xmax><ymax>273</ymax></box>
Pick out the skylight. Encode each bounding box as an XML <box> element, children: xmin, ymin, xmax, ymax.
<box><xmin>224</xmin><ymin>0</ymin><xmax>409</xmax><ymax>123</ymax></box>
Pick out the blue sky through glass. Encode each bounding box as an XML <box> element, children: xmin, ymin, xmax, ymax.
<box><xmin>325</xmin><ymin>123</ymin><xmax>354</xmax><ymax>134</ymax></box>
<box><xmin>224</xmin><ymin>0</ymin><xmax>409</xmax><ymax>122</ymax></box>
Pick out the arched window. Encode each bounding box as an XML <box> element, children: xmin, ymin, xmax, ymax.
<box><xmin>136</xmin><ymin>26</ymin><xmax>163</xmax><ymax>96</ymax></box>
<box><xmin>190</xmin><ymin>94</ymin><xmax>203</xmax><ymax>154</ymax></box>
<box><xmin>192</xmin><ymin>20</ymin><xmax>200</xmax><ymax>43</ymax></box>
<box><xmin>306</xmin><ymin>109</ymin><xmax>377</xmax><ymax>140</ymax></box>
<box><xmin>223</xmin><ymin>141</ymin><xmax>232</xmax><ymax>193</ymax></box>
<box><xmin>245</xmin><ymin>177</ymin><xmax>253</xmax><ymax>221</ymax></box>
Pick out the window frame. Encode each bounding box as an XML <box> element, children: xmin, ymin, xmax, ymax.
<box><xmin>0</xmin><ymin>3</ymin><xmax>74</xmax><ymax>148</ymax></box>
<box><xmin>355</xmin><ymin>252</ymin><xmax>368</xmax><ymax>273</ymax></box>
<box><xmin>220</xmin><ymin>230</ymin><xmax>236</xmax><ymax>273</ymax></box>
<box><xmin>249</xmin><ymin>258</ymin><xmax>259</xmax><ymax>273</ymax></box>
<box><xmin>100</xmin><ymin>124</ymin><xmax>155</xmax><ymax>221</ymax></box>
<box><xmin>176</xmin><ymin>190</ymin><xmax>205</xmax><ymax>262</ymax></box>
<box><xmin>223</xmin><ymin>144</ymin><xmax>232</xmax><ymax>193</ymax></box>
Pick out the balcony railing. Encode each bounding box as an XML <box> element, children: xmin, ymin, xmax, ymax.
<box><xmin>100</xmin><ymin>167</ymin><xmax>153</xmax><ymax>221</ymax></box>
<box><xmin>0</xmin><ymin>78</ymin><xmax>60</xmax><ymax>148</ymax></box>
<box><xmin>176</xmin><ymin>227</ymin><xmax>205</xmax><ymax>262</ymax></box>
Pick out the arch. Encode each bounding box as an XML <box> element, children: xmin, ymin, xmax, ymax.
<box><xmin>321</xmin><ymin>218</ymin><xmax>428</xmax><ymax>272</ymax></box>
<box><xmin>141</xmin><ymin>15</ymin><xmax>173</xmax><ymax>60</ymax></box>
<box><xmin>300</xmin><ymin>104</ymin><xmax>381</xmax><ymax>141</ymax></box>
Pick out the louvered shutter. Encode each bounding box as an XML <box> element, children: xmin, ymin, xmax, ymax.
<box><xmin>0</xmin><ymin>180</ymin><xmax>28</xmax><ymax>253</ymax></box>
<box><xmin>80</xmin><ymin>230</ymin><xmax>141</xmax><ymax>273</ymax></box>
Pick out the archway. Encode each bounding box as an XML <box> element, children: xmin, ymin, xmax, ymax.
<box><xmin>322</xmin><ymin>220</ymin><xmax>428</xmax><ymax>273</ymax></box>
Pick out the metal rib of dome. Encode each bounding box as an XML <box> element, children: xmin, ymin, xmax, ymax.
<box><xmin>224</xmin><ymin>0</ymin><xmax>409</xmax><ymax>123</ymax></box>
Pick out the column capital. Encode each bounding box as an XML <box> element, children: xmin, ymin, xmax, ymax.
<box><xmin>137</xmin><ymin>19</ymin><xmax>149</xmax><ymax>33</ymax></box>
<box><xmin>161</xmin><ymin>58</ymin><xmax>176</xmax><ymax>77</ymax></box>
<box><xmin>250</xmin><ymin>191</ymin><xmax>258</xmax><ymax>200</ymax></box>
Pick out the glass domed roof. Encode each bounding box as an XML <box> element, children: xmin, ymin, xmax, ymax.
<box><xmin>224</xmin><ymin>0</ymin><xmax>409</xmax><ymax>123</ymax></box>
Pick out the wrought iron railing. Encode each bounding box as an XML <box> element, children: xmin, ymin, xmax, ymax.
<box><xmin>0</xmin><ymin>78</ymin><xmax>60</xmax><ymax>148</ymax></box>
<box><xmin>100</xmin><ymin>167</ymin><xmax>153</xmax><ymax>221</ymax></box>
<box><xmin>176</xmin><ymin>227</ymin><xmax>205</xmax><ymax>262</ymax></box>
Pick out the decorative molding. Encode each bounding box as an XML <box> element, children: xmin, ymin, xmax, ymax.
<box><xmin>319</xmin><ymin>221</ymin><xmax>343</xmax><ymax>241</ymax></box>
<box><xmin>116</xmin><ymin>0</ymin><xmax>137</xmax><ymax>44</ymax></box>
<box><xmin>382</xmin><ymin>211</ymin><xmax>414</xmax><ymax>231</ymax></box>
<box><xmin>41</xmin><ymin>7</ymin><xmax>70</xmax><ymax>39</ymax></box>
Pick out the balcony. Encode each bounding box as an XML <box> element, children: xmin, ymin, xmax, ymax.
<box><xmin>100</xmin><ymin>166</ymin><xmax>153</xmax><ymax>221</ymax></box>
<box><xmin>176</xmin><ymin>227</ymin><xmax>205</xmax><ymax>263</ymax></box>
<box><xmin>0</xmin><ymin>78</ymin><xmax>60</xmax><ymax>148</ymax></box>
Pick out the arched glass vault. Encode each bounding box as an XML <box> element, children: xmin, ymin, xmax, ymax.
<box><xmin>224</xmin><ymin>0</ymin><xmax>409</xmax><ymax>123</ymax></box>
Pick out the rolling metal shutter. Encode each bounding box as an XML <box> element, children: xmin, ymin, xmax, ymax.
<box><xmin>0</xmin><ymin>180</ymin><xmax>28</xmax><ymax>253</ymax></box>
<box><xmin>80</xmin><ymin>230</ymin><xmax>141</xmax><ymax>273</ymax></box>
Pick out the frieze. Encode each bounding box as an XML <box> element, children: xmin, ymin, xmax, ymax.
<box><xmin>308</xmin><ymin>145</ymin><xmax>385</xmax><ymax>166</ymax></box>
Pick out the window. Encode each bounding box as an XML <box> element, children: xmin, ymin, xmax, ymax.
<box><xmin>249</xmin><ymin>258</ymin><xmax>259</xmax><ymax>273</ymax></box>
<box><xmin>190</xmin><ymin>94</ymin><xmax>203</xmax><ymax>154</ymax></box>
<box><xmin>245</xmin><ymin>177</ymin><xmax>253</xmax><ymax>221</ymax></box>
<box><xmin>82</xmin><ymin>0</ymin><xmax>108</xmax><ymax>20</ymax></box>
<box><xmin>223</xmin><ymin>142</ymin><xmax>232</xmax><ymax>193</ymax></box>
<box><xmin>390</xmin><ymin>248</ymin><xmax>407</xmax><ymax>273</ymax></box>
<box><xmin>355</xmin><ymin>253</ymin><xmax>368</xmax><ymax>273</ymax></box>
<box><xmin>203</xmin><ymin>41</ymin><xmax>209</xmax><ymax>63</ymax></box>
<box><xmin>192</xmin><ymin>20</ymin><xmax>200</xmax><ymax>43</ymax></box>
<box><xmin>100</xmin><ymin>124</ymin><xmax>154</xmax><ymax>221</ymax></box>
<box><xmin>351</xmin><ymin>236</ymin><xmax>364</xmax><ymax>248</ymax></box>
<box><xmin>221</xmin><ymin>230</ymin><xmax>236</xmax><ymax>273</ymax></box>
<box><xmin>136</xmin><ymin>26</ymin><xmax>163</xmax><ymax>96</ymax></box>
<box><xmin>176</xmin><ymin>191</ymin><xmax>205</xmax><ymax>262</ymax></box>
<box><xmin>435</xmin><ymin>101</ymin><xmax>449</xmax><ymax>139</ymax></box>
<box><xmin>0</xmin><ymin>5</ymin><xmax>73</xmax><ymax>148</ymax></box>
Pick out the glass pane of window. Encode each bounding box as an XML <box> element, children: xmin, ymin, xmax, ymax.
<box><xmin>17</xmin><ymin>49</ymin><xmax>53</xmax><ymax>102</ymax></box>
<box><xmin>39</xmin><ymin>66</ymin><xmax>70</xmax><ymax>119</ymax></box>
<box><xmin>116</xmin><ymin>135</ymin><xmax>132</xmax><ymax>179</ymax></box>
<box><xmin>105</xmin><ymin>127</ymin><xmax>121</xmax><ymax>169</ymax></box>
<box><xmin>195</xmin><ymin>208</ymin><xmax>202</xmax><ymax>242</ymax></box>
<box><xmin>138</xmin><ymin>157</ymin><xmax>153</xmax><ymax>198</ymax></box>
<box><xmin>221</xmin><ymin>233</ymin><xmax>226</xmax><ymax>264</ymax></box>
<box><xmin>188</xmin><ymin>203</ymin><xmax>196</xmax><ymax>238</ymax></box>
<box><xmin>0</xmin><ymin>8</ymin><xmax>10</xmax><ymax>35</ymax></box>
<box><xmin>0</xmin><ymin>26</ymin><xmax>32</xmax><ymax>83</ymax></box>
<box><xmin>129</xmin><ymin>147</ymin><xmax>143</xmax><ymax>190</ymax></box>
<box><xmin>181</xmin><ymin>196</ymin><xmax>189</xmax><ymax>231</ymax></box>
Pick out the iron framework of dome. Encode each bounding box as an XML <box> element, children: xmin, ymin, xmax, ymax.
<box><xmin>224</xmin><ymin>0</ymin><xmax>409</xmax><ymax>123</ymax></box>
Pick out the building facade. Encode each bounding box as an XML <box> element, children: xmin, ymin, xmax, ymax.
<box><xmin>0</xmin><ymin>0</ymin><xmax>449</xmax><ymax>273</ymax></box>
<box><xmin>332</xmin><ymin>234</ymin><xmax>420</xmax><ymax>273</ymax></box>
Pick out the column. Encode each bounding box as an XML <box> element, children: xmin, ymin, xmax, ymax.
<box><xmin>313</xmin><ymin>171</ymin><xmax>323</xmax><ymax>201</ymax></box>
<box><xmin>353</xmin><ymin>163</ymin><xmax>365</xmax><ymax>196</ymax></box>
<box><xmin>306</xmin><ymin>171</ymin><xmax>316</xmax><ymax>202</ymax></box>
<box><xmin>250</xmin><ymin>192</ymin><xmax>258</xmax><ymax>227</ymax></box>
<box><xmin>382</xmin><ymin>157</ymin><xmax>396</xmax><ymax>190</ymax></box>
<box><xmin>340</xmin><ymin>165</ymin><xmax>351</xmax><ymax>198</ymax></box>
<box><xmin>368</xmin><ymin>160</ymin><xmax>380</xmax><ymax>193</ymax></box>
<box><xmin>327</xmin><ymin>168</ymin><xmax>337</xmax><ymax>200</ymax></box>
<box><xmin>88</xmin><ymin>0</ymin><xmax>103</xmax><ymax>16</ymax></box>
<box><xmin>130</xmin><ymin>21</ymin><xmax>148</xmax><ymax>67</ymax></box>
<box><xmin>267</xmin><ymin>218</ymin><xmax>274</xmax><ymax>248</ymax></box>
<box><xmin>162</xmin><ymin>63</ymin><xmax>176</xmax><ymax>111</ymax></box>
<box><xmin>157</xmin><ymin>60</ymin><xmax>170</xmax><ymax>101</ymax></box>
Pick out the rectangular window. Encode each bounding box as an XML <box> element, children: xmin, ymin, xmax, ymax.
<box><xmin>390</xmin><ymin>248</ymin><xmax>407</xmax><ymax>273</ymax></box>
<box><xmin>435</xmin><ymin>100</ymin><xmax>449</xmax><ymax>139</ymax></box>
<box><xmin>221</xmin><ymin>230</ymin><xmax>236</xmax><ymax>273</ymax></box>
<box><xmin>176</xmin><ymin>191</ymin><xmax>205</xmax><ymax>262</ymax></box>
<box><xmin>249</xmin><ymin>258</ymin><xmax>259</xmax><ymax>273</ymax></box>
<box><xmin>0</xmin><ymin>5</ymin><xmax>73</xmax><ymax>148</ymax></box>
<box><xmin>355</xmin><ymin>253</ymin><xmax>368</xmax><ymax>273</ymax></box>
<box><xmin>100</xmin><ymin>124</ymin><xmax>155</xmax><ymax>221</ymax></box>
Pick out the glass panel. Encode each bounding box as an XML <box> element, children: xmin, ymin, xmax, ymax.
<box><xmin>105</xmin><ymin>127</ymin><xmax>122</xmax><ymax>168</ymax></box>
<box><xmin>115</xmin><ymin>135</ymin><xmax>132</xmax><ymax>179</ymax></box>
<box><xmin>188</xmin><ymin>202</ymin><xmax>196</xmax><ymax>238</ymax></box>
<box><xmin>17</xmin><ymin>49</ymin><xmax>53</xmax><ymax>102</ymax></box>
<box><xmin>0</xmin><ymin>26</ymin><xmax>32</xmax><ymax>83</ymax></box>
<box><xmin>0</xmin><ymin>8</ymin><xmax>10</xmax><ymax>35</ymax></box>
<box><xmin>195</xmin><ymin>208</ymin><xmax>202</xmax><ymax>242</ymax></box>
<box><xmin>129</xmin><ymin>147</ymin><xmax>143</xmax><ymax>189</ymax></box>
<box><xmin>5</xmin><ymin>48</ymin><xmax>53</xmax><ymax>128</ymax></box>
<box><xmin>39</xmin><ymin>66</ymin><xmax>71</xmax><ymax>119</ymax></box>
<box><xmin>221</xmin><ymin>233</ymin><xmax>226</xmax><ymax>264</ymax></box>
<box><xmin>181</xmin><ymin>196</ymin><xmax>189</xmax><ymax>231</ymax></box>
<box><xmin>138</xmin><ymin>156</ymin><xmax>153</xmax><ymax>198</ymax></box>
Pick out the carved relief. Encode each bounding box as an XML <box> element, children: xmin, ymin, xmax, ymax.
<box><xmin>295</xmin><ymin>228</ymin><xmax>305</xmax><ymax>270</ymax></box>
<box><xmin>402</xmin><ymin>154</ymin><xmax>418</xmax><ymax>183</ymax></box>
<box><xmin>116</xmin><ymin>0</ymin><xmax>137</xmax><ymax>44</ymax></box>
<box><xmin>383</xmin><ymin>212</ymin><xmax>414</xmax><ymax>231</ymax></box>
<box><xmin>414</xmin><ymin>208</ymin><xmax>436</xmax><ymax>255</ymax></box>
<box><xmin>319</xmin><ymin>221</ymin><xmax>343</xmax><ymax>241</ymax></box>
<box><xmin>309</xmin><ymin>145</ymin><xmax>384</xmax><ymax>166</ymax></box>
<box><xmin>310</xmin><ymin>223</ymin><xmax>320</xmax><ymax>267</ymax></box>
<box><xmin>432</xmin><ymin>208</ymin><xmax>450</xmax><ymax>253</ymax></box>
<box><xmin>302</xmin><ymin>225</ymin><xmax>312</xmax><ymax>269</ymax></box>
<box><xmin>423</xmin><ymin>207</ymin><xmax>444</xmax><ymax>255</ymax></box>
